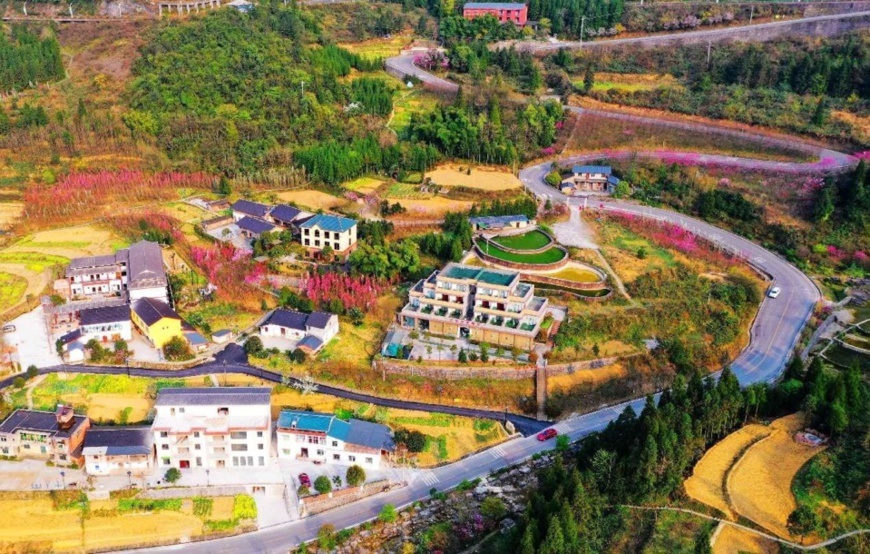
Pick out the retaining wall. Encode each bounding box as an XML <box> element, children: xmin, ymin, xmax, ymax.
<box><xmin>519</xmin><ymin>270</ymin><xmax>607</xmax><ymax>291</ymax></box>
<box><xmin>474</xmin><ymin>241</ymin><xmax>569</xmax><ymax>272</ymax></box>
<box><xmin>302</xmin><ymin>480</ymin><xmax>396</xmax><ymax>515</ymax></box>
<box><xmin>374</xmin><ymin>356</ymin><xmax>622</xmax><ymax>381</ymax></box>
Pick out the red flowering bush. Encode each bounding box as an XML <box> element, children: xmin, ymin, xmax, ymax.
<box><xmin>301</xmin><ymin>273</ymin><xmax>388</xmax><ymax>313</ymax></box>
<box><xmin>191</xmin><ymin>243</ymin><xmax>266</xmax><ymax>303</ymax></box>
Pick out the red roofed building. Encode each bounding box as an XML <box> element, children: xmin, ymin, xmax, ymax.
<box><xmin>462</xmin><ymin>2</ymin><xmax>528</xmax><ymax>26</ymax></box>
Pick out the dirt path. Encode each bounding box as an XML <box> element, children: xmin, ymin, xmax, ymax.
<box><xmin>25</xmin><ymin>374</ymin><xmax>47</xmax><ymax>409</ymax></box>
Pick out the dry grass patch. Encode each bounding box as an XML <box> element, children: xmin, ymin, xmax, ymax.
<box><xmin>338</xmin><ymin>34</ymin><xmax>411</xmax><ymax>60</ymax></box>
<box><xmin>425</xmin><ymin>164</ymin><xmax>521</xmax><ymax>191</ymax></box>
<box><xmin>727</xmin><ymin>414</ymin><xmax>825</xmax><ymax>540</ymax></box>
<box><xmin>87</xmin><ymin>395</ymin><xmax>154</xmax><ymax>423</ymax></box>
<box><xmin>712</xmin><ymin>524</ymin><xmax>780</xmax><ymax>554</ymax></box>
<box><xmin>0</xmin><ymin>202</ymin><xmax>22</xmax><ymax>228</ymax></box>
<box><xmin>342</xmin><ymin>176</ymin><xmax>385</xmax><ymax>194</ymax></box>
<box><xmin>386</xmin><ymin>196</ymin><xmax>474</xmax><ymax>218</ymax></box>
<box><xmin>685</xmin><ymin>424</ymin><xmax>771</xmax><ymax>520</ymax></box>
<box><xmin>588</xmin><ymin>72</ymin><xmax>681</xmax><ymax>93</ymax></box>
<box><xmin>548</xmin><ymin>362</ymin><xmax>626</xmax><ymax>393</ymax></box>
<box><xmin>0</xmin><ymin>271</ymin><xmax>28</xmax><ymax>314</ymax></box>
<box><xmin>276</xmin><ymin>190</ymin><xmax>349</xmax><ymax>211</ymax></box>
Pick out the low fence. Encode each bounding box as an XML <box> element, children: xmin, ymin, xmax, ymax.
<box><xmin>374</xmin><ymin>356</ymin><xmax>623</xmax><ymax>381</ymax></box>
<box><xmin>301</xmin><ymin>480</ymin><xmax>396</xmax><ymax>516</ymax></box>
<box><xmin>520</xmin><ymin>270</ymin><xmax>607</xmax><ymax>291</ymax></box>
<box><xmin>140</xmin><ymin>485</ymin><xmax>248</xmax><ymax>499</ymax></box>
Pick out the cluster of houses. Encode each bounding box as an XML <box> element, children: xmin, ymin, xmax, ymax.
<box><xmin>558</xmin><ymin>165</ymin><xmax>622</xmax><ymax>196</ymax></box>
<box><xmin>51</xmin><ymin>241</ymin><xmax>208</xmax><ymax>362</ymax></box>
<box><xmin>202</xmin><ymin>199</ymin><xmax>358</xmax><ymax>258</ymax></box>
<box><xmin>0</xmin><ymin>387</ymin><xmax>396</xmax><ymax>477</ymax></box>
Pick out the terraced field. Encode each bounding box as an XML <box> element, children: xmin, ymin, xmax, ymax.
<box><xmin>492</xmin><ymin>230</ymin><xmax>552</xmax><ymax>250</ymax></box>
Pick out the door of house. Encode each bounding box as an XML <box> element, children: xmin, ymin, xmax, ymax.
<box><xmin>179</xmin><ymin>460</ymin><xmax>190</xmax><ymax>469</ymax></box>
<box><xmin>300</xmin><ymin>448</ymin><xmax>309</xmax><ymax>459</ymax></box>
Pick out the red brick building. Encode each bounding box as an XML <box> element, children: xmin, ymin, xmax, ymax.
<box><xmin>462</xmin><ymin>2</ymin><xmax>528</xmax><ymax>26</ymax></box>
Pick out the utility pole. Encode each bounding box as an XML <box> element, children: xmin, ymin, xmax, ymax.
<box><xmin>706</xmin><ymin>41</ymin><xmax>712</xmax><ymax>67</ymax></box>
<box><xmin>749</xmin><ymin>6</ymin><xmax>754</xmax><ymax>24</ymax></box>
<box><xmin>69</xmin><ymin>3</ymin><xmax>73</xmax><ymax>17</ymax></box>
<box><xmin>301</xmin><ymin>80</ymin><xmax>305</xmax><ymax>96</ymax></box>
<box><xmin>579</xmin><ymin>16</ymin><xmax>586</xmax><ymax>45</ymax></box>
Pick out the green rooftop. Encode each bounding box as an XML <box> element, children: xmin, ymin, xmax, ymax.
<box><xmin>478</xmin><ymin>270</ymin><xmax>516</xmax><ymax>287</ymax></box>
<box><xmin>442</xmin><ymin>265</ymin><xmax>483</xmax><ymax>281</ymax></box>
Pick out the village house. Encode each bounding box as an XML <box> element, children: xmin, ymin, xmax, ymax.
<box><xmin>151</xmin><ymin>388</ymin><xmax>272</xmax><ymax>470</ymax></box>
<box><xmin>276</xmin><ymin>410</ymin><xmax>394</xmax><ymax>469</ymax></box>
<box><xmin>259</xmin><ymin>309</ymin><xmax>339</xmax><ymax>354</ymax></box>
<box><xmin>83</xmin><ymin>427</ymin><xmax>154</xmax><ymax>476</ymax></box>
<box><xmin>237</xmin><ymin>216</ymin><xmax>276</xmax><ymax>239</ymax></box>
<box><xmin>64</xmin><ymin>251</ymin><xmax>126</xmax><ymax>299</ymax></box>
<box><xmin>205</xmin><ymin>199</ymin><xmax>230</xmax><ymax>213</ymax></box>
<box><xmin>462</xmin><ymin>2</ymin><xmax>528</xmax><ymax>25</ymax></box>
<box><xmin>559</xmin><ymin>165</ymin><xmax>621</xmax><ymax>196</ymax></box>
<box><xmin>131</xmin><ymin>297</ymin><xmax>183</xmax><ymax>349</ymax></box>
<box><xmin>469</xmin><ymin>214</ymin><xmax>532</xmax><ymax>233</ymax></box>
<box><xmin>230</xmin><ymin>199</ymin><xmax>272</xmax><ymax>223</ymax></box>
<box><xmin>399</xmin><ymin>263</ymin><xmax>548</xmax><ymax>350</ymax></box>
<box><xmin>0</xmin><ymin>405</ymin><xmax>90</xmax><ymax>467</ymax></box>
<box><xmin>201</xmin><ymin>215</ymin><xmax>234</xmax><ymax>233</ymax></box>
<box><xmin>269</xmin><ymin>204</ymin><xmax>311</xmax><ymax>231</ymax></box>
<box><xmin>126</xmin><ymin>241</ymin><xmax>171</xmax><ymax>304</ymax></box>
<box><xmin>78</xmin><ymin>305</ymin><xmax>132</xmax><ymax>344</ymax></box>
<box><xmin>298</xmin><ymin>214</ymin><xmax>358</xmax><ymax>255</ymax></box>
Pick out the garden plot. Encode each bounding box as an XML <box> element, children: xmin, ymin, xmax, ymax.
<box><xmin>0</xmin><ymin>271</ymin><xmax>27</xmax><ymax>314</ymax></box>
<box><xmin>425</xmin><ymin>164</ymin><xmax>522</xmax><ymax>191</ymax></box>
<box><xmin>727</xmin><ymin>414</ymin><xmax>825</xmax><ymax>539</ymax></box>
<box><xmin>342</xmin><ymin>176</ymin><xmax>385</xmax><ymax>195</ymax></box>
<box><xmin>684</xmin><ymin>423</ymin><xmax>771</xmax><ymax>520</ymax></box>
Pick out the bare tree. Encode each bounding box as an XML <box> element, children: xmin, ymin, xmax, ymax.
<box><xmin>292</xmin><ymin>373</ymin><xmax>318</xmax><ymax>395</ymax></box>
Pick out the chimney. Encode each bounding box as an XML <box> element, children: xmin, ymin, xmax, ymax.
<box><xmin>55</xmin><ymin>404</ymin><xmax>74</xmax><ymax>430</ymax></box>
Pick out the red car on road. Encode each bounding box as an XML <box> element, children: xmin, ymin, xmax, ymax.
<box><xmin>537</xmin><ymin>428</ymin><xmax>558</xmax><ymax>441</ymax></box>
<box><xmin>298</xmin><ymin>473</ymin><xmax>311</xmax><ymax>487</ymax></box>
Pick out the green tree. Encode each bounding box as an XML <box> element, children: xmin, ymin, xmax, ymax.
<box><xmin>479</xmin><ymin>342</ymin><xmax>490</xmax><ymax>363</ymax></box>
<box><xmin>164</xmin><ymin>468</ymin><xmax>182</xmax><ymax>483</ymax></box>
<box><xmin>480</xmin><ymin>496</ymin><xmax>506</xmax><ymax>521</ymax></box>
<box><xmin>346</xmin><ymin>464</ymin><xmax>366</xmax><ymax>487</ymax></box>
<box><xmin>314</xmin><ymin>475</ymin><xmax>332</xmax><ymax>494</ymax></box>
<box><xmin>244</xmin><ymin>336</ymin><xmax>265</xmax><ymax>357</ymax></box>
<box><xmin>583</xmin><ymin>66</ymin><xmax>595</xmax><ymax>93</ymax></box>
<box><xmin>787</xmin><ymin>505</ymin><xmax>819</xmax><ymax>542</ymax></box>
<box><xmin>378</xmin><ymin>503</ymin><xmax>397</xmax><ymax>523</ymax></box>
<box><xmin>163</xmin><ymin>336</ymin><xmax>193</xmax><ymax>361</ymax></box>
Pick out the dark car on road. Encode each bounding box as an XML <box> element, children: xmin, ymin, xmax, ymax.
<box><xmin>537</xmin><ymin>428</ymin><xmax>558</xmax><ymax>441</ymax></box>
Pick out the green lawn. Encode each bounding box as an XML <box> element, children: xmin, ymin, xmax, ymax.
<box><xmin>476</xmin><ymin>239</ymin><xmax>566</xmax><ymax>265</ymax></box>
<box><xmin>0</xmin><ymin>252</ymin><xmax>69</xmax><ymax>272</ymax></box>
<box><xmin>0</xmin><ymin>272</ymin><xmax>27</xmax><ymax>313</ymax></box>
<box><xmin>492</xmin><ymin>230</ymin><xmax>552</xmax><ymax>251</ymax></box>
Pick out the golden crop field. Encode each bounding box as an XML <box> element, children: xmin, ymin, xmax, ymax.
<box><xmin>712</xmin><ymin>524</ymin><xmax>779</xmax><ymax>554</ymax></box>
<box><xmin>684</xmin><ymin>424</ymin><xmax>771</xmax><ymax>520</ymax></box>
<box><xmin>276</xmin><ymin>190</ymin><xmax>349</xmax><ymax>211</ymax></box>
<box><xmin>727</xmin><ymin>414</ymin><xmax>825</xmax><ymax>539</ymax></box>
<box><xmin>425</xmin><ymin>164</ymin><xmax>522</xmax><ymax>191</ymax></box>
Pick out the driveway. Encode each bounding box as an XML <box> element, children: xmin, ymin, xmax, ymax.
<box><xmin>0</xmin><ymin>459</ymin><xmax>86</xmax><ymax>491</ymax></box>
<box><xmin>4</xmin><ymin>306</ymin><xmax>61</xmax><ymax>368</ymax></box>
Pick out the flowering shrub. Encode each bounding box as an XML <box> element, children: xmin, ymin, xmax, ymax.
<box><xmin>414</xmin><ymin>50</ymin><xmax>449</xmax><ymax>71</ymax></box>
<box><xmin>301</xmin><ymin>273</ymin><xmax>388</xmax><ymax>313</ymax></box>
<box><xmin>22</xmin><ymin>170</ymin><xmax>215</xmax><ymax>227</ymax></box>
<box><xmin>190</xmin><ymin>244</ymin><xmax>266</xmax><ymax>303</ymax></box>
<box><xmin>106</xmin><ymin>211</ymin><xmax>184</xmax><ymax>245</ymax></box>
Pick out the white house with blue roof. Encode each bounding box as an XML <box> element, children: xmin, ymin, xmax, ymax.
<box><xmin>298</xmin><ymin>213</ymin><xmax>358</xmax><ymax>256</ymax></box>
<box><xmin>276</xmin><ymin>410</ymin><xmax>394</xmax><ymax>469</ymax></box>
<box><xmin>559</xmin><ymin>165</ymin><xmax>621</xmax><ymax>195</ymax></box>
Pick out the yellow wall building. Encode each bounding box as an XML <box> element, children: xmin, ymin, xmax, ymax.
<box><xmin>131</xmin><ymin>297</ymin><xmax>183</xmax><ymax>349</ymax></box>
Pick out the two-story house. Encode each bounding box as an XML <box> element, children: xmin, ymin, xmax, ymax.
<box><xmin>131</xmin><ymin>297</ymin><xmax>183</xmax><ymax>349</ymax></box>
<box><xmin>276</xmin><ymin>410</ymin><xmax>394</xmax><ymax>469</ymax></box>
<box><xmin>399</xmin><ymin>262</ymin><xmax>548</xmax><ymax>350</ymax></box>
<box><xmin>83</xmin><ymin>426</ymin><xmax>154</xmax><ymax>476</ymax></box>
<box><xmin>64</xmin><ymin>240</ymin><xmax>169</xmax><ymax>303</ymax></box>
<box><xmin>0</xmin><ymin>405</ymin><xmax>90</xmax><ymax>467</ymax></box>
<box><xmin>78</xmin><ymin>305</ymin><xmax>132</xmax><ymax>344</ymax></box>
<box><xmin>151</xmin><ymin>388</ymin><xmax>272</xmax><ymax>470</ymax></box>
<box><xmin>559</xmin><ymin>165</ymin><xmax>621</xmax><ymax>196</ymax></box>
<box><xmin>298</xmin><ymin>214</ymin><xmax>358</xmax><ymax>256</ymax></box>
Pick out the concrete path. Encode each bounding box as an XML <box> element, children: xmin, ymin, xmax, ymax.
<box><xmin>550</xmin><ymin>203</ymin><xmax>598</xmax><ymax>249</ymax></box>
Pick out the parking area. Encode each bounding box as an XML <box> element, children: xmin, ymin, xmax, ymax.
<box><xmin>4</xmin><ymin>306</ymin><xmax>61</xmax><ymax>368</ymax></box>
<box><xmin>0</xmin><ymin>459</ymin><xmax>86</xmax><ymax>491</ymax></box>
<box><xmin>205</xmin><ymin>223</ymin><xmax>251</xmax><ymax>251</ymax></box>
<box><xmin>259</xmin><ymin>335</ymin><xmax>301</xmax><ymax>352</ymax></box>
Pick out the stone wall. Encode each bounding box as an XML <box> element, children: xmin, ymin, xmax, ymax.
<box><xmin>520</xmin><ymin>271</ymin><xmax>607</xmax><ymax>291</ymax></box>
<box><xmin>374</xmin><ymin>356</ymin><xmax>624</xmax><ymax>381</ymax></box>
<box><xmin>302</xmin><ymin>480</ymin><xmax>397</xmax><ymax>516</ymax></box>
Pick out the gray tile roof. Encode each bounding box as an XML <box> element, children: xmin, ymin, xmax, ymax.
<box><xmin>80</xmin><ymin>305</ymin><xmax>130</xmax><ymax>326</ymax></box>
<box><xmin>126</xmin><ymin>241</ymin><xmax>168</xmax><ymax>291</ymax></box>
<box><xmin>155</xmin><ymin>387</ymin><xmax>272</xmax><ymax>407</ymax></box>
<box><xmin>0</xmin><ymin>409</ymin><xmax>88</xmax><ymax>439</ymax></box>
<box><xmin>345</xmin><ymin>419</ymin><xmax>395</xmax><ymax>452</ymax></box>
<box><xmin>231</xmin><ymin>200</ymin><xmax>271</xmax><ymax>219</ymax></box>
<box><xmin>132</xmin><ymin>297</ymin><xmax>180</xmax><ymax>327</ymax></box>
<box><xmin>237</xmin><ymin>216</ymin><xmax>275</xmax><ymax>235</ymax></box>
<box><xmin>270</xmin><ymin>204</ymin><xmax>302</xmax><ymax>224</ymax></box>
<box><xmin>305</xmin><ymin>311</ymin><xmax>334</xmax><ymax>330</ymax></box>
<box><xmin>263</xmin><ymin>309</ymin><xmax>308</xmax><ymax>331</ymax></box>
<box><xmin>297</xmin><ymin>335</ymin><xmax>323</xmax><ymax>352</ymax></box>
<box><xmin>83</xmin><ymin>426</ymin><xmax>152</xmax><ymax>456</ymax></box>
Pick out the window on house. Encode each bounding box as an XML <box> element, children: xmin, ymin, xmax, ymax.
<box><xmin>231</xmin><ymin>444</ymin><xmax>248</xmax><ymax>452</ymax></box>
<box><xmin>316</xmin><ymin>449</ymin><xmax>324</xmax><ymax>456</ymax></box>
<box><xmin>258</xmin><ymin>457</ymin><xmax>265</xmax><ymax>466</ymax></box>
<box><xmin>333</xmin><ymin>454</ymin><xmax>340</xmax><ymax>461</ymax></box>
<box><xmin>348</xmin><ymin>455</ymin><xmax>356</xmax><ymax>462</ymax></box>
<box><xmin>366</xmin><ymin>457</ymin><xmax>373</xmax><ymax>464</ymax></box>
<box><xmin>193</xmin><ymin>431</ymin><xmax>200</xmax><ymax>438</ymax></box>
<box><xmin>331</xmin><ymin>441</ymin><xmax>338</xmax><ymax>447</ymax></box>
<box><xmin>163</xmin><ymin>458</ymin><xmax>171</xmax><ymax>466</ymax></box>
<box><xmin>218</xmin><ymin>407</ymin><xmax>229</xmax><ymax>416</ymax></box>
<box><xmin>195</xmin><ymin>444</ymin><xmax>201</xmax><ymax>450</ymax></box>
<box><xmin>170</xmin><ymin>408</ymin><xmax>176</xmax><ymax>416</ymax></box>
<box><xmin>257</xmin><ymin>431</ymin><xmax>263</xmax><ymax>438</ymax></box>
<box><xmin>161</xmin><ymin>444</ymin><xmax>169</xmax><ymax>450</ymax></box>
<box><xmin>179</xmin><ymin>408</ymin><xmax>185</xmax><ymax>414</ymax></box>
<box><xmin>230</xmin><ymin>431</ymin><xmax>246</xmax><ymax>439</ymax></box>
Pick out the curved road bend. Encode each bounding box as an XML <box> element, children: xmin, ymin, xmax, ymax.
<box><xmin>521</xmin><ymin>160</ymin><xmax>820</xmax><ymax>385</ymax></box>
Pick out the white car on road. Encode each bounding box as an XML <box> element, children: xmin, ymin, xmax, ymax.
<box><xmin>768</xmin><ymin>286</ymin><xmax>782</xmax><ymax>299</ymax></box>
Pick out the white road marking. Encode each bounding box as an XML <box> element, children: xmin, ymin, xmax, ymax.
<box><xmin>420</xmin><ymin>472</ymin><xmax>440</xmax><ymax>487</ymax></box>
